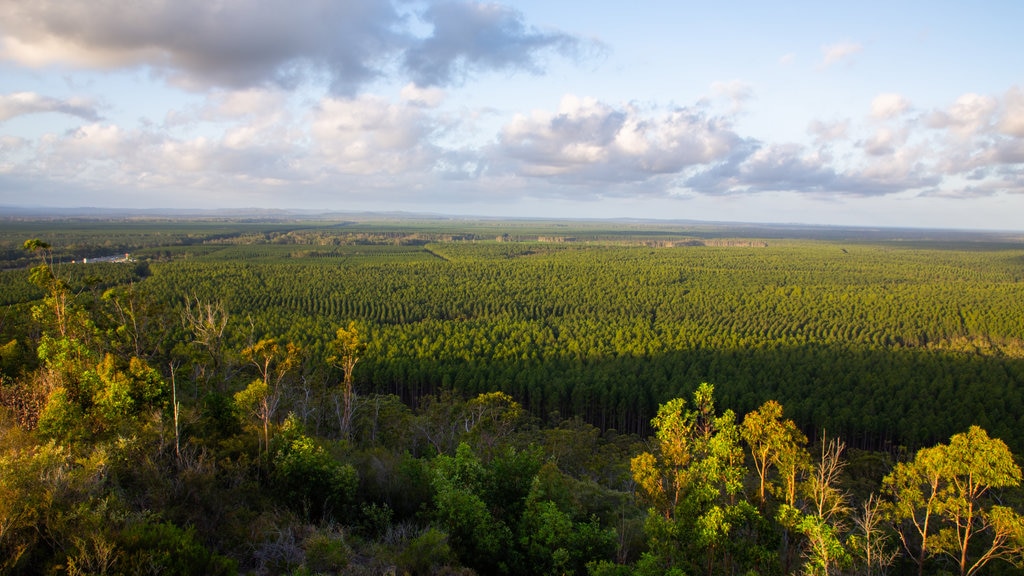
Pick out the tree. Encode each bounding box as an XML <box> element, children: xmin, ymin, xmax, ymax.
<box><xmin>180</xmin><ymin>297</ymin><xmax>230</xmax><ymax>391</ymax></box>
<box><xmin>797</xmin><ymin>436</ymin><xmax>852</xmax><ymax>576</ymax></box>
<box><xmin>933</xmin><ymin>426</ymin><xmax>1024</xmax><ymax>576</ymax></box>
<box><xmin>741</xmin><ymin>399</ymin><xmax>807</xmax><ymax>509</ymax></box>
<box><xmin>882</xmin><ymin>443</ymin><xmax>944</xmax><ymax>576</ymax></box>
<box><xmin>883</xmin><ymin>426</ymin><xmax>1024</xmax><ymax>576</ymax></box>
<box><xmin>430</xmin><ymin>443</ymin><xmax>515</xmax><ymax>572</ymax></box>
<box><xmin>327</xmin><ymin>322</ymin><xmax>364</xmax><ymax>439</ymax></box>
<box><xmin>848</xmin><ymin>494</ymin><xmax>897</xmax><ymax>576</ymax></box>
<box><xmin>237</xmin><ymin>338</ymin><xmax>301</xmax><ymax>457</ymax></box>
<box><xmin>462</xmin><ymin>391</ymin><xmax>524</xmax><ymax>458</ymax></box>
<box><xmin>271</xmin><ymin>415</ymin><xmax>358</xmax><ymax>522</ymax></box>
<box><xmin>631</xmin><ymin>384</ymin><xmax>763</xmax><ymax>575</ymax></box>
<box><xmin>23</xmin><ymin>239</ymin><xmax>72</xmax><ymax>338</ymax></box>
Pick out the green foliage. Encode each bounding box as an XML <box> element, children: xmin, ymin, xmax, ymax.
<box><xmin>116</xmin><ymin>519</ymin><xmax>237</xmax><ymax>576</ymax></box>
<box><xmin>270</xmin><ymin>416</ymin><xmax>358</xmax><ymax>522</ymax></box>
<box><xmin>430</xmin><ymin>443</ymin><xmax>518</xmax><ymax>572</ymax></box>
<box><xmin>301</xmin><ymin>527</ymin><xmax>350</xmax><ymax>574</ymax></box>
<box><xmin>35</xmin><ymin>351</ymin><xmax>167</xmax><ymax>441</ymax></box>
<box><xmin>883</xmin><ymin>426</ymin><xmax>1024</xmax><ymax>576</ymax></box>
<box><xmin>36</xmin><ymin>386</ymin><xmax>87</xmax><ymax>441</ymax></box>
<box><xmin>397</xmin><ymin>527</ymin><xmax>455</xmax><ymax>575</ymax></box>
<box><xmin>519</xmin><ymin>497</ymin><xmax>618</xmax><ymax>575</ymax></box>
<box><xmin>633</xmin><ymin>386</ymin><xmax>770</xmax><ymax>574</ymax></box>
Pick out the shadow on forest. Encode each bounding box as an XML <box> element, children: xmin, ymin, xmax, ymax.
<box><xmin>358</xmin><ymin>342</ymin><xmax>1024</xmax><ymax>455</ymax></box>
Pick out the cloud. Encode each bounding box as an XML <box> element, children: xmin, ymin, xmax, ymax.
<box><xmin>870</xmin><ymin>93</ymin><xmax>911</xmax><ymax>120</ymax></box>
<box><xmin>687</xmin><ymin>142</ymin><xmax>840</xmax><ymax>195</ymax></box>
<box><xmin>200</xmin><ymin>90</ymin><xmax>291</xmax><ymax>121</ymax></box>
<box><xmin>3</xmin><ymin>78</ymin><xmax>1023</xmax><ymax>211</ymax></box>
<box><xmin>710</xmin><ymin>80</ymin><xmax>754</xmax><ymax>114</ymax></box>
<box><xmin>686</xmin><ymin>134</ymin><xmax>940</xmax><ymax>197</ymax></box>
<box><xmin>0</xmin><ymin>1</ymin><xmax>585</xmax><ymax>95</ymax></box>
<box><xmin>491</xmin><ymin>95</ymin><xmax>742</xmax><ymax>186</ymax></box>
<box><xmin>309</xmin><ymin>95</ymin><xmax>445</xmax><ymax>174</ymax></box>
<box><xmin>998</xmin><ymin>86</ymin><xmax>1024</xmax><ymax>137</ymax></box>
<box><xmin>0</xmin><ymin>91</ymin><xmax>100</xmax><ymax>122</ymax></box>
<box><xmin>403</xmin><ymin>1</ymin><xmax>582</xmax><ymax>87</ymax></box>
<box><xmin>807</xmin><ymin>119</ymin><xmax>849</xmax><ymax>144</ymax></box>
<box><xmin>820</xmin><ymin>41</ymin><xmax>862</xmax><ymax>69</ymax></box>
<box><xmin>926</xmin><ymin>93</ymin><xmax>997</xmax><ymax>135</ymax></box>
<box><xmin>0</xmin><ymin>0</ymin><xmax>410</xmax><ymax>94</ymax></box>
<box><xmin>401</xmin><ymin>83</ymin><xmax>446</xmax><ymax>108</ymax></box>
<box><xmin>921</xmin><ymin>88</ymin><xmax>1024</xmax><ymax>175</ymax></box>
<box><xmin>860</xmin><ymin>127</ymin><xmax>909</xmax><ymax>156</ymax></box>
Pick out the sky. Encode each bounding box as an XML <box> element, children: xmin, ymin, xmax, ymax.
<box><xmin>0</xmin><ymin>1</ymin><xmax>1022</xmax><ymax>230</ymax></box>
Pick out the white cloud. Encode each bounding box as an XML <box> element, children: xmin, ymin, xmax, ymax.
<box><xmin>493</xmin><ymin>95</ymin><xmax>742</xmax><ymax>186</ymax></box>
<box><xmin>309</xmin><ymin>95</ymin><xmax>443</xmax><ymax>174</ymax></box>
<box><xmin>203</xmin><ymin>89</ymin><xmax>290</xmax><ymax>120</ymax></box>
<box><xmin>808</xmin><ymin>119</ymin><xmax>850</xmax><ymax>144</ymax></box>
<box><xmin>710</xmin><ymin>80</ymin><xmax>754</xmax><ymax>114</ymax></box>
<box><xmin>861</xmin><ymin>127</ymin><xmax>910</xmax><ymax>156</ymax></box>
<box><xmin>2</xmin><ymin>77</ymin><xmax>1023</xmax><ymax>216</ymax></box>
<box><xmin>820</xmin><ymin>42</ymin><xmax>862</xmax><ymax>68</ymax></box>
<box><xmin>998</xmin><ymin>86</ymin><xmax>1024</xmax><ymax>137</ymax></box>
<box><xmin>926</xmin><ymin>93</ymin><xmax>997</xmax><ymax>136</ymax></box>
<box><xmin>0</xmin><ymin>91</ymin><xmax>100</xmax><ymax>122</ymax></box>
<box><xmin>870</xmin><ymin>93</ymin><xmax>911</xmax><ymax>120</ymax></box>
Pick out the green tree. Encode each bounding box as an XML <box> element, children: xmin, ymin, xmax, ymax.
<box><xmin>741</xmin><ymin>399</ymin><xmax>807</xmax><ymax>509</ymax></box>
<box><xmin>271</xmin><ymin>415</ymin><xmax>358</xmax><ymax>522</ymax></box>
<box><xmin>430</xmin><ymin>443</ymin><xmax>515</xmax><ymax>572</ymax></box>
<box><xmin>23</xmin><ymin>239</ymin><xmax>73</xmax><ymax>338</ymax></box>
<box><xmin>882</xmin><ymin>440</ymin><xmax>944</xmax><ymax>576</ymax></box>
<box><xmin>883</xmin><ymin>426</ymin><xmax>1024</xmax><ymax>576</ymax></box>
<box><xmin>327</xmin><ymin>322</ymin><xmax>364</xmax><ymax>438</ymax></box>
<box><xmin>236</xmin><ymin>338</ymin><xmax>301</xmax><ymax>457</ymax></box>
<box><xmin>631</xmin><ymin>384</ymin><xmax>765</xmax><ymax>575</ymax></box>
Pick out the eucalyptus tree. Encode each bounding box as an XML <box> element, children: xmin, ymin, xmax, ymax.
<box><xmin>632</xmin><ymin>384</ymin><xmax>767</xmax><ymax>575</ymax></box>
<box><xmin>883</xmin><ymin>426</ymin><xmax>1024</xmax><ymax>576</ymax></box>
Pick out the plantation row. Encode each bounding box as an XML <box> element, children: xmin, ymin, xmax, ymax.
<box><xmin>116</xmin><ymin>239</ymin><xmax>1024</xmax><ymax>452</ymax></box>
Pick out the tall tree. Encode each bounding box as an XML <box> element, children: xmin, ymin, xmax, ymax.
<box><xmin>23</xmin><ymin>239</ymin><xmax>72</xmax><ymax>338</ymax></box>
<box><xmin>741</xmin><ymin>399</ymin><xmax>807</xmax><ymax>509</ymax></box>
<box><xmin>327</xmin><ymin>322</ymin><xmax>364</xmax><ymax>439</ymax></box>
<box><xmin>180</xmin><ymin>297</ymin><xmax>230</xmax><ymax>391</ymax></box>
<box><xmin>631</xmin><ymin>384</ymin><xmax>762</xmax><ymax>575</ymax></box>
<box><xmin>883</xmin><ymin>426</ymin><xmax>1024</xmax><ymax>576</ymax></box>
<box><xmin>848</xmin><ymin>494</ymin><xmax>897</xmax><ymax>576</ymax></box>
<box><xmin>883</xmin><ymin>442</ymin><xmax>944</xmax><ymax>576</ymax></box>
<box><xmin>236</xmin><ymin>338</ymin><xmax>301</xmax><ymax>457</ymax></box>
<box><xmin>799</xmin><ymin>436</ymin><xmax>852</xmax><ymax>575</ymax></box>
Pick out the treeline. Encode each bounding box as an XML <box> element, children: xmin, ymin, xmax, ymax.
<box><xmin>2</xmin><ymin>239</ymin><xmax>1024</xmax><ymax>575</ymax></box>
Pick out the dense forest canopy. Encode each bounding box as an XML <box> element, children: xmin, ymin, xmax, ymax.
<box><xmin>1</xmin><ymin>217</ymin><xmax>1023</xmax><ymax>575</ymax></box>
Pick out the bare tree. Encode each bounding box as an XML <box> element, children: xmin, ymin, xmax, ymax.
<box><xmin>850</xmin><ymin>494</ymin><xmax>897</xmax><ymax>576</ymax></box>
<box><xmin>180</xmin><ymin>296</ymin><xmax>229</xmax><ymax>390</ymax></box>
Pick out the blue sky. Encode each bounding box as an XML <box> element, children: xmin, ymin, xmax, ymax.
<box><xmin>1</xmin><ymin>1</ymin><xmax>1022</xmax><ymax>230</ymax></box>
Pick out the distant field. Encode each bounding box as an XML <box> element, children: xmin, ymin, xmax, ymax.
<box><xmin>3</xmin><ymin>217</ymin><xmax>1024</xmax><ymax>452</ymax></box>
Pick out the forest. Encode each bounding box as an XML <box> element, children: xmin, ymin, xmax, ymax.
<box><xmin>1</xmin><ymin>217</ymin><xmax>1024</xmax><ymax>575</ymax></box>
